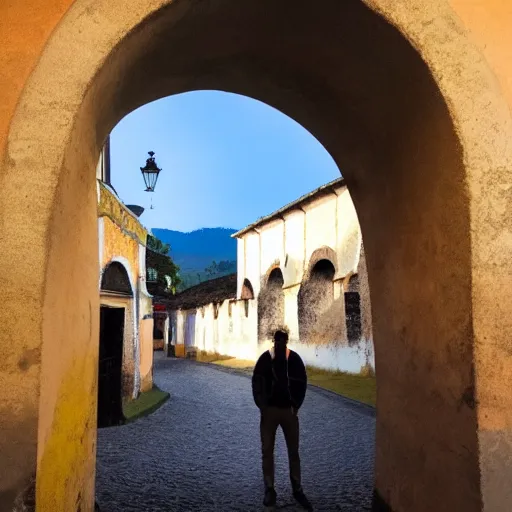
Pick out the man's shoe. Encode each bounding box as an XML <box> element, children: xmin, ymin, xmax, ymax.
<box><xmin>293</xmin><ymin>489</ymin><xmax>313</xmax><ymax>510</ymax></box>
<box><xmin>263</xmin><ymin>487</ymin><xmax>277</xmax><ymax>507</ymax></box>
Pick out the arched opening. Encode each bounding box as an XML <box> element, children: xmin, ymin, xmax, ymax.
<box><xmin>1</xmin><ymin>0</ymin><xmax>511</xmax><ymax>510</ymax></box>
<box><xmin>258</xmin><ymin>268</ymin><xmax>285</xmax><ymax>343</ymax></box>
<box><xmin>241</xmin><ymin>278</ymin><xmax>255</xmax><ymax>300</ymax></box>
<box><xmin>100</xmin><ymin>261</ymin><xmax>132</xmax><ymax>295</ymax></box>
<box><xmin>298</xmin><ymin>259</ymin><xmax>336</xmax><ymax>345</ymax></box>
<box><xmin>98</xmin><ymin>262</ymin><xmax>133</xmax><ymax>428</ymax></box>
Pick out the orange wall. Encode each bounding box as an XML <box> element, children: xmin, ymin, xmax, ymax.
<box><xmin>449</xmin><ymin>0</ymin><xmax>512</xmax><ymax>107</ymax></box>
<box><xmin>2</xmin><ymin>1</ymin><xmax>512</xmax><ymax>164</ymax></box>
<box><xmin>0</xmin><ymin>0</ymin><xmax>73</xmax><ymax>158</ymax></box>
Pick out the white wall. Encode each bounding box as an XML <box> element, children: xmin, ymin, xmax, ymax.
<box><xmin>282</xmin><ymin>210</ymin><xmax>306</xmax><ymax>286</ymax></box>
<box><xmin>231</xmin><ymin>184</ymin><xmax>374</xmax><ymax>373</ymax></box>
<box><xmin>259</xmin><ymin>219</ymin><xmax>285</xmax><ymax>277</ymax></box>
<box><xmin>243</xmin><ymin>232</ymin><xmax>261</xmax><ymax>298</ymax></box>
<box><xmin>304</xmin><ymin>194</ymin><xmax>338</xmax><ymax>266</ymax></box>
<box><xmin>174</xmin><ymin>295</ymin><xmax>375</xmax><ymax>373</ymax></box>
<box><xmin>173</xmin><ymin>184</ymin><xmax>374</xmax><ymax>374</ymax></box>
<box><xmin>177</xmin><ymin>300</ymin><xmax>259</xmax><ymax>361</ymax></box>
<box><xmin>239</xmin><ymin>186</ymin><xmax>363</xmax><ymax>289</ymax></box>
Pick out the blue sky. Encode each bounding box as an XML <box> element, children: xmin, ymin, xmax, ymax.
<box><xmin>110</xmin><ymin>91</ymin><xmax>341</xmax><ymax>233</ymax></box>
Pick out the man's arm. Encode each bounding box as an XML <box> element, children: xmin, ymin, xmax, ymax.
<box><xmin>252</xmin><ymin>354</ymin><xmax>268</xmax><ymax>409</ymax></box>
<box><xmin>289</xmin><ymin>354</ymin><xmax>308</xmax><ymax>410</ymax></box>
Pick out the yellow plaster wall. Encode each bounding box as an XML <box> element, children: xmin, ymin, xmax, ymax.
<box><xmin>98</xmin><ymin>182</ymin><xmax>147</xmax><ymax>247</ymax></box>
<box><xmin>101</xmin><ymin>217</ymin><xmax>140</xmax><ymax>286</ymax></box>
<box><xmin>35</xmin><ymin>113</ymin><xmax>99</xmax><ymax>512</ymax></box>
<box><xmin>139</xmin><ymin>319</ymin><xmax>154</xmax><ymax>392</ymax></box>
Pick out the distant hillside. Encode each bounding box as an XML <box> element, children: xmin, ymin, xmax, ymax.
<box><xmin>151</xmin><ymin>227</ymin><xmax>238</xmax><ymax>290</ymax></box>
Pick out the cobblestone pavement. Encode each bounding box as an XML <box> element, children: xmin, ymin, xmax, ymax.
<box><xmin>96</xmin><ymin>353</ymin><xmax>375</xmax><ymax>511</ymax></box>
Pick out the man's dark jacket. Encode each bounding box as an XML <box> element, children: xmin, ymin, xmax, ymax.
<box><xmin>252</xmin><ymin>349</ymin><xmax>307</xmax><ymax>410</ymax></box>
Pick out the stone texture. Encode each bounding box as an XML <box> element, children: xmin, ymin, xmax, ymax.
<box><xmin>96</xmin><ymin>354</ymin><xmax>375</xmax><ymax>511</ymax></box>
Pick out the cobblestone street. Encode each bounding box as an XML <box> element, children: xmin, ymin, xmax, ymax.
<box><xmin>96</xmin><ymin>353</ymin><xmax>375</xmax><ymax>511</ymax></box>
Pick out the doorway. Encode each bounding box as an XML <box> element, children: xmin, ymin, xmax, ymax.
<box><xmin>97</xmin><ymin>306</ymin><xmax>125</xmax><ymax>428</ymax></box>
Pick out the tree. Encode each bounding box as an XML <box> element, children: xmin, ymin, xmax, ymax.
<box><xmin>145</xmin><ymin>234</ymin><xmax>181</xmax><ymax>296</ymax></box>
<box><xmin>147</xmin><ymin>234</ymin><xmax>170</xmax><ymax>256</ymax></box>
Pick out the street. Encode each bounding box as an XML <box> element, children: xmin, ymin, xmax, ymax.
<box><xmin>96</xmin><ymin>354</ymin><xmax>375</xmax><ymax>511</ymax></box>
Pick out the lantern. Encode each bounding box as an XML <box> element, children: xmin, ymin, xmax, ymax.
<box><xmin>140</xmin><ymin>151</ymin><xmax>161</xmax><ymax>192</ymax></box>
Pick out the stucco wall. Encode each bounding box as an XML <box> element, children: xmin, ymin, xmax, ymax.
<box><xmin>235</xmin><ymin>184</ymin><xmax>373</xmax><ymax>373</ymax></box>
<box><xmin>238</xmin><ymin>186</ymin><xmax>363</xmax><ymax>291</ymax></box>
<box><xmin>139</xmin><ymin>317</ymin><xmax>154</xmax><ymax>392</ymax></box>
<box><xmin>97</xmin><ymin>180</ymin><xmax>153</xmax><ymax>402</ymax></box>
<box><xmin>175</xmin><ymin>300</ymin><xmax>259</xmax><ymax>361</ymax></box>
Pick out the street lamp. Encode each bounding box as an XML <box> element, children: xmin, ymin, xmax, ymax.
<box><xmin>140</xmin><ymin>151</ymin><xmax>161</xmax><ymax>192</ymax></box>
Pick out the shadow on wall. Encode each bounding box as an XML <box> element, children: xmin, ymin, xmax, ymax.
<box><xmin>307</xmin><ymin>296</ymin><xmax>360</xmax><ymax>347</ymax></box>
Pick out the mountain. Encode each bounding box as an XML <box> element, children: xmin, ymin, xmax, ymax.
<box><xmin>151</xmin><ymin>227</ymin><xmax>238</xmax><ymax>290</ymax></box>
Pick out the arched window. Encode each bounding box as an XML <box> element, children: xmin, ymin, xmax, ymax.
<box><xmin>241</xmin><ymin>278</ymin><xmax>254</xmax><ymax>299</ymax></box>
<box><xmin>257</xmin><ymin>267</ymin><xmax>285</xmax><ymax>343</ymax></box>
<box><xmin>297</xmin><ymin>258</ymin><xmax>335</xmax><ymax>344</ymax></box>
<box><xmin>345</xmin><ymin>291</ymin><xmax>362</xmax><ymax>343</ymax></box>
<box><xmin>345</xmin><ymin>274</ymin><xmax>362</xmax><ymax>344</ymax></box>
<box><xmin>101</xmin><ymin>261</ymin><xmax>133</xmax><ymax>296</ymax></box>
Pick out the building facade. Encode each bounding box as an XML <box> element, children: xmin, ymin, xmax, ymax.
<box><xmin>96</xmin><ymin>141</ymin><xmax>154</xmax><ymax>421</ymax></box>
<box><xmin>169</xmin><ymin>178</ymin><xmax>373</xmax><ymax>374</ymax></box>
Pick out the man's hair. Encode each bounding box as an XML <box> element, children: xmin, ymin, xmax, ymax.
<box><xmin>273</xmin><ymin>329</ymin><xmax>289</xmax><ymax>344</ymax></box>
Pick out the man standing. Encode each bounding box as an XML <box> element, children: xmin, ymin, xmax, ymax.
<box><xmin>252</xmin><ymin>329</ymin><xmax>312</xmax><ymax>510</ymax></box>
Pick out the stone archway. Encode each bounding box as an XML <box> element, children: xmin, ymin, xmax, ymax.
<box><xmin>258</xmin><ymin>268</ymin><xmax>285</xmax><ymax>343</ymax></box>
<box><xmin>1</xmin><ymin>1</ymin><xmax>511</xmax><ymax>510</ymax></box>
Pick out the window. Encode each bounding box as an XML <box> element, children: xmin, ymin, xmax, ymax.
<box><xmin>244</xmin><ymin>299</ymin><xmax>249</xmax><ymax>317</ymax></box>
<box><xmin>345</xmin><ymin>292</ymin><xmax>362</xmax><ymax>343</ymax></box>
<box><xmin>147</xmin><ymin>267</ymin><xmax>158</xmax><ymax>282</ymax></box>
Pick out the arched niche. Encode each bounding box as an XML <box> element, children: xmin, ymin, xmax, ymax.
<box><xmin>258</xmin><ymin>267</ymin><xmax>285</xmax><ymax>343</ymax></box>
<box><xmin>241</xmin><ymin>278</ymin><xmax>254</xmax><ymax>300</ymax></box>
<box><xmin>298</xmin><ymin>258</ymin><xmax>336</xmax><ymax>345</ymax></box>
<box><xmin>100</xmin><ymin>261</ymin><xmax>133</xmax><ymax>296</ymax></box>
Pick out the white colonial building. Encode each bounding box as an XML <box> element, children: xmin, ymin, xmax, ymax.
<box><xmin>167</xmin><ymin>178</ymin><xmax>374</xmax><ymax>374</ymax></box>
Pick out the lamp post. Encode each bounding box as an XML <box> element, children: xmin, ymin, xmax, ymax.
<box><xmin>140</xmin><ymin>151</ymin><xmax>161</xmax><ymax>192</ymax></box>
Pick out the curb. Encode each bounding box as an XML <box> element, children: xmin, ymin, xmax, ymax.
<box><xmin>124</xmin><ymin>390</ymin><xmax>171</xmax><ymax>424</ymax></box>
